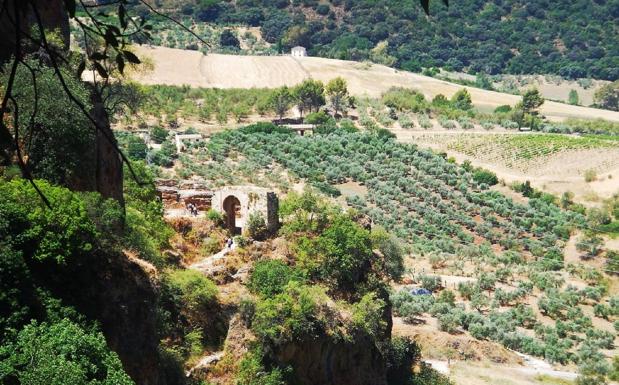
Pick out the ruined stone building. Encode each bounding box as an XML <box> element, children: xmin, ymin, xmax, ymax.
<box><xmin>212</xmin><ymin>186</ymin><xmax>279</xmax><ymax>234</ymax></box>
<box><xmin>156</xmin><ymin>181</ymin><xmax>279</xmax><ymax>234</ymax></box>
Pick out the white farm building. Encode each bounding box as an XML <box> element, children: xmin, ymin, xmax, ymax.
<box><xmin>291</xmin><ymin>46</ymin><xmax>307</xmax><ymax>57</ymax></box>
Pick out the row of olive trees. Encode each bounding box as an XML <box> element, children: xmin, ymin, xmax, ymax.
<box><xmin>268</xmin><ymin>77</ymin><xmax>350</xmax><ymax>120</ymax></box>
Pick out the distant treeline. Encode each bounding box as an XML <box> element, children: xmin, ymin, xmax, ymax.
<box><xmin>125</xmin><ymin>0</ymin><xmax>619</xmax><ymax>80</ymax></box>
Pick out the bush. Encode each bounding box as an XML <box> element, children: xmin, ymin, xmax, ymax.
<box><xmin>438</xmin><ymin>116</ymin><xmax>456</xmax><ymax>129</ymax></box>
<box><xmin>391</xmin><ymin>290</ymin><xmax>434</xmax><ymax>323</ymax></box>
<box><xmin>251</xmin><ymin>282</ymin><xmax>325</xmax><ymax>346</ymax></box>
<box><xmin>351</xmin><ymin>293</ymin><xmax>387</xmax><ymax>337</ymax></box>
<box><xmin>398</xmin><ymin>114</ymin><xmax>414</xmax><ymax>129</ymax></box>
<box><xmin>417</xmin><ymin>274</ymin><xmax>442</xmax><ymax>292</ymax></box>
<box><xmin>237</xmin><ymin>348</ymin><xmax>289</xmax><ymax>385</ymax></box>
<box><xmin>304</xmin><ymin>111</ymin><xmax>331</xmax><ymax>125</ymax></box>
<box><xmin>202</xmin><ymin>236</ymin><xmax>221</xmax><ymax>255</ymax></box>
<box><xmin>457</xmin><ymin>116</ymin><xmax>474</xmax><ymax>129</ymax></box>
<box><xmin>385</xmin><ymin>337</ymin><xmax>422</xmax><ymax>385</ymax></box>
<box><xmin>248</xmin><ymin>260</ymin><xmax>304</xmax><ymax>297</ymax></box>
<box><xmin>151</xmin><ymin>125</ymin><xmax>169</xmax><ymax>143</ymax></box>
<box><xmin>494</xmin><ymin>105</ymin><xmax>512</xmax><ymax>114</ymax></box>
<box><xmin>584</xmin><ymin>169</ymin><xmax>597</xmax><ymax>183</ymax></box>
<box><xmin>418</xmin><ymin>114</ymin><xmax>432</xmax><ymax>129</ymax></box>
<box><xmin>206</xmin><ymin>209</ymin><xmax>224</xmax><ymax>225</ymax></box>
<box><xmin>163</xmin><ymin>269</ymin><xmax>218</xmax><ymax>313</ymax></box>
<box><xmin>451</xmin><ymin>88</ymin><xmax>473</xmax><ymax>110</ymax></box>
<box><xmin>473</xmin><ymin>169</ymin><xmax>498</xmax><ymax>186</ymax></box>
<box><xmin>299</xmin><ymin>215</ymin><xmax>374</xmax><ymax>292</ymax></box>
<box><xmin>0</xmin><ymin>179</ymin><xmax>97</xmax><ymax>264</ymax></box>
<box><xmin>437</xmin><ymin>311</ymin><xmax>459</xmax><ymax>333</ymax></box>
<box><xmin>381</xmin><ymin>87</ymin><xmax>427</xmax><ymax>112</ymax></box>
<box><xmin>370</xmin><ymin>227</ymin><xmax>404</xmax><ymax>281</ymax></box>
<box><xmin>246</xmin><ymin>211</ymin><xmax>268</xmax><ymax>240</ymax></box>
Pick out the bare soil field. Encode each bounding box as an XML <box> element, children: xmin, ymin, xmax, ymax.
<box><xmin>132</xmin><ymin>46</ymin><xmax>619</xmax><ymax>123</ymax></box>
<box><xmin>394</xmin><ymin>130</ymin><xmax>619</xmax><ymax>204</ymax></box>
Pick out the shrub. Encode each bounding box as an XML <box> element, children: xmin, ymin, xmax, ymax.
<box><xmin>304</xmin><ymin>111</ymin><xmax>331</xmax><ymax>125</ymax></box>
<box><xmin>437</xmin><ymin>311</ymin><xmax>459</xmax><ymax>333</ymax></box>
<box><xmin>451</xmin><ymin>88</ymin><xmax>473</xmax><ymax>110</ymax></box>
<box><xmin>417</xmin><ymin>274</ymin><xmax>442</xmax><ymax>292</ymax></box>
<box><xmin>151</xmin><ymin>125</ymin><xmax>169</xmax><ymax>143</ymax></box>
<box><xmin>370</xmin><ymin>227</ymin><xmax>404</xmax><ymax>281</ymax></box>
<box><xmin>457</xmin><ymin>116</ymin><xmax>474</xmax><ymax>129</ymax></box>
<box><xmin>584</xmin><ymin>169</ymin><xmax>597</xmax><ymax>182</ymax></box>
<box><xmin>0</xmin><ymin>179</ymin><xmax>97</xmax><ymax>264</ymax></box>
<box><xmin>418</xmin><ymin>114</ymin><xmax>432</xmax><ymax>129</ymax></box>
<box><xmin>234</xmin><ymin>235</ymin><xmax>251</xmax><ymax>247</ymax></box>
<box><xmin>164</xmin><ymin>269</ymin><xmax>218</xmax><ymax>313</ymax></box>
<box><xmin>438</xmin><ymin>116</ymin><xmax>456</xmax><ymax>129</ymax></box>
<box><xmin>437</xmin><ymin>290</ymin><xmax>456</xmax><ymax>306</ymax></box>
<box><xmin>494</xmin><ymin>105</ymin><xmax>512</xmax><ymax>114</ymax></box>
<box><xmin>246</xmin><ymin>211</ymin><xmax>268</xmax><ymax>240</ymax></box>
<box><xmin>248</xmin><ymin>260</ymin><xmax>304</xmax><ymax>297</ymax></box>
<box><xmin>481</xmin><ymin>121</ymin><xmax>495</xmax><ymax>130</ymax></box>
<box><xmin>398</xmin><ymin>113</ymin><xmax>414</xmax><ymax>129</ymax></box>
<box><xmin>339</xmin><ymin>119</ymin><xmax>358</xmax><ymax>132</ymax></box>
<box><xmin>237</xmin><ymin>348</ymin><xmax>289</xmax><ymax>385</ymax></box>
<box><xmin>501</xmin><ymin>119</ymin><xmax>519</xmax><ymax>129</ymax></box>
<box><xmin>351</xmin><ymin>293</ymin><xmax>387</xmax><ymax>337</ymax></box>
<box><xmin>299</xmin><ymin>215</ymin><xmax>373</xmax><ymax>292</ymax></box>
<box><xmin>385</xmin><ymin>337</ymin><xmax>423</xmax><ymax>385</ymax></box>
<box><xmin>251</xmin><ymin>282</ymin><xmax>325</xmax><ymax>346</ymax></box>
<box><xmin>202</xmin><ymin>236</ymin><xmax>222</xmax><ymax>255</ymax></box>
<box><xmin>473</xmin><ymin>169</ymin><xmax>498</xmax><ymax>186</ymax></box>
<box><xmin>206</xmin><ymin>209</ymin><xmax>224</xmax><ymax>225</ymax></box>
<box><xmin>391</xmin><ymin>290</ymin><xmax>434</xmax><ymax>323</ymax></box>
<box><xmin>381</xmin><ymin>87</ymin><xmax>427</xmax><ymax>112</ymax></box>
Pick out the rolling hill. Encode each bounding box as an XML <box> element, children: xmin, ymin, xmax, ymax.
<box><xmin>132</xmin><ymin>46</ymin><xmax>619</xmax><ymax>123</ymax></box>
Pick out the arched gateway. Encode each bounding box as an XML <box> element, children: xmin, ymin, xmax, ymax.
<box><xmin>211</xmin><ymin>186</ymin><xmax>279</xmax><ymax>235</ymax></box>
<box><xmin>222</xmin><ymin>195</ymin><xmax>242</xmax><ymax>233</ymax></box>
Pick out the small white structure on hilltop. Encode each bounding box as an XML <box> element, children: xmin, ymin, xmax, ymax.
<box><xmin>291</xmin><ymin>46</ymin><xmax>307</xmax><ymax>57</ymax></box>
<box><xmin>175</xmin><ymin>133</ymin><xmax>203</xmax><ymax>154</ymax></box>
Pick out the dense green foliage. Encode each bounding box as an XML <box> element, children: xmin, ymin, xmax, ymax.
<box><xmin>0</xmin><ymin>319</ymin><xmax>133</xmax><ymax>385</ymax></box>
<box><xmin>248</xmin><ymin>260</ymin><xmax>305</xmax><ymax>296</ymax></box>
<box><xmin>0</xmin><ymin>179</ymin><xmax>134</xmax><ymax>384</ymax></box>
<box><xmin>243</xmin><ymin>192</ymin><xmax>425</xmax><ymax>384</ymax></box>
<box><xmin>130</xmin><ymin>0</ymin><xmax>619</xmax><ymax>80</ymax></box>
<box><xmin>4</xmin><ymin>60</ymin><xmax>95</xmax><ymax>185</ymax></box>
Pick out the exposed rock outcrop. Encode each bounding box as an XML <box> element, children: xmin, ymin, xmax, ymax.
<box><xmin>92</xmin><ymin>92</ymin><xmax>124</xmax><ymax>204</ymax></box>
<box><xmin>30</xmin><ymin>249</ymin><xmax>163</xmax><ymax>385</ymax></box>
<box><xmin>276</xmin><ymin>335</ymin><xmax>388</xmax><ymax>385</ymax></box>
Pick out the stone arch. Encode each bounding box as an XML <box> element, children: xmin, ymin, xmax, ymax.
<box><xmin>223</xmin><ymin>195</ymin><xmax>242</xmax><ymax>233</ymax></box>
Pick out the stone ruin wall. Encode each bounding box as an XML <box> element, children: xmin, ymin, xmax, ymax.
<box><xmin>156</xmin><ymin>181</ymin><xmax>279</xmax><ymax>231</ymax></box>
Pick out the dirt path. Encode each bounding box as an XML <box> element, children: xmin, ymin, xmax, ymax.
<box><xmin>426</xmin><ymin>353</ymin><xmax>578</xmax><ymax>384</ymax></box>
<box><xmin>190</xmin><ymin>243</ymin><xmax>236</xmax><ymax>273</ymax></box>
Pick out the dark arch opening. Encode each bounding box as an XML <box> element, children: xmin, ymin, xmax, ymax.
<box><xmin>223</xmin><ymin>195</ymin><xmax>241</xmax><ymax>234</ymax></box>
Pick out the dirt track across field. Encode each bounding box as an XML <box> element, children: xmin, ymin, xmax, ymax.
<box><xmin>133</xmin><ymin>46</ymin><xmax>619</xmax><ymax>123</ymax></box>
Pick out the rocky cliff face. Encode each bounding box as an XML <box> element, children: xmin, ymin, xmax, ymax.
<box><xmin>31</xmin><ymin>249</ymin><xmax>164</xmax><ymax>385</ymax></box>
<box><xmin>276</xmin><ymin>335</ymin><xmax>388</xmax><ymax>385</ymax></box>
<box><xmin>92</xmin><ymin>92</ymin><xmax>125</xmax><ymax>204</ymax></box>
